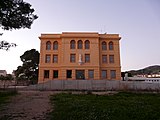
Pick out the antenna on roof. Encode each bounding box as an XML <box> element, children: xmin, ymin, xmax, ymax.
<box><xmin>103</xmin><ymin>25</ymin><xmax>107</xmax><ymax>34</ymax></box>
<box><xmin>100</xmin><ymin>25</ymin><xmax>107</xmax><ymax>34</ymax></box>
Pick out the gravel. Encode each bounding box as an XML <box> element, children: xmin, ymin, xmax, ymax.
<box><xmin>0</xmin><ymin>90</ymin><xmax>54</xmax><ymax>120</ymax></box>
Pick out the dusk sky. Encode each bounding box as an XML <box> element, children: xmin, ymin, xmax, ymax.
<box><xmin>0</xmin><ymin>0</ymin><xmax>160</xmax><ymax>73</ymax></box>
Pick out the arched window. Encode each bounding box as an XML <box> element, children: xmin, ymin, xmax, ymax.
<box><xmin>109</xmin><ymin>41</ymin><xmax>114</xmax><ymax>50</ymax></box>
<box><xmin>53</xmin><ymin>41</ymin><xmax>58</xmax><ymax>50</ymax></box>
<box><xmin>78</xmin><ymin>40</ymin><xmax>83</xmax><ymax>49</ymax></box>
<box><xmin>85</xmin><ymin>40</ymin><xmax>90</xmax><ymax>49</ymax></box>
<box><xmin>102</xmin><ymin>41</ymin><xmax>107</xmax><ymax>50</ymax></box>
<box><xmin>70</xmin><ymin>40</ymin><xmax>75</xmax><ymax>49</ymax></box>
<box><xmin>46</xmin><ymin>41</ymin><xmax>51</xmax><ymax>50</ymax></box>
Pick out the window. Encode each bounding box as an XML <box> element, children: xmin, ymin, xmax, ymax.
<box><xmin>45</xmin><ymin>54</ymin><xmax>51</xmax><ymax>63</ymax></box>
<box><xmin>76</xmin><ymin>70</ymin><xmax>85</xmax><ymax>79</ymax></box>
<box><xmin>110</xmin><ymin>70</ymin><xmax>116</xmax><ymax>79</ymax></box>
<box><xmin>85</xmin><ymin>40</ymin><xmax>90</xmax><ymax>49</ymax></box>
<box><xmin>88</xmin><ymin>70</ymin><xmax>94</xmax><ymax>79</ymax></box>
<box><xmin>101</xmin><ymin>70</ymin><xmax>107</xmax><ymax>79</ymax></box>
<box><xmin>44</xmin><ymin>70</ymin><xmax>49</xmax><ymax>78</ymax></box>
<box><xmin>102</xmin><ymin>41</ymin><xmax>107</xmax><ymax>50</ymax></box>
<box><xmin>78</xmin><ymin>40</ymin><xmax>83</xmax><ymax>49</ymax></box>
<box><xmin>70</xmin><ymin>54</ymin><xmax>76</xmax><ymax>62</ymax></box>
<box><xmin>53</xmin><ymin>70</ymin><xmax>58</xmax><ymax>78</ymax></box>
<box><xmin>46</xmin><ymin>41</ymin><xmax>51</xmax><ymax>50</ymax></box>
<box><xmin>102</xmin><ymin>55</ymin><xmax>107</xmax><ymax>63</ymax></box>
<box><xmin>53</xmin><ymin>41</ymin><xmax>58</xmax><ymax>50</ymax></box>
<box><xmin>109</xmin><ymin>55</ymin><xmax>114</xmax><ymax>63</ymax></box>
<box><xmin>109</xmin><ymin>41</ymin><xmax>114</xmax><ymax>50</ymax></box>
<box><xmin>53</xmin><ymin>55</ymin><xmax>58</xmax><ymax>63</ymax></box>
<box><xmin>85</xmin><ymin>54</ymin><xmax>90</xmax><ymax>63</ymax></box>
<box><xmin>67</xmin><ymin>70</ymin><xmax>72</xmax><ymax>78</ymax></box>
<box><xmin>70</xmin><ymin>40</ymin><xmax>75</xmax><ymax>49</ymax></box>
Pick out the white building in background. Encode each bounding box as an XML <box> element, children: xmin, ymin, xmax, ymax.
<box><xmin>147</xmin><ymin>74</ymin><xmax>160</xmax><ymax>78</ymax></box>
<box><xmin>0</xmin><ymin>70</ymin><xmax>7</xmax><ymax>76</ymax></box>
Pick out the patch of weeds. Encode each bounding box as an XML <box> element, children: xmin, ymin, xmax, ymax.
<box><xmin>49</xmin><ymin>92</ymin><xmax>160</xmax><ymax>120</ymax></box>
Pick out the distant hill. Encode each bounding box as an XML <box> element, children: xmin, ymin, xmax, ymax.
<box><xmin>126</xmin><ymin>65</ymin><xmax>160</xmax><ymax>76</ymax></box>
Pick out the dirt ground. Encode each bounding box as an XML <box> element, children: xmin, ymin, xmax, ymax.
<box><xmin>0</xmin><ymin>90</ymin><xmax>118</xmax><ymax>120</ymax></box>
<box><xmin>0</xmin><ymin>90</ymin><xmax>54</xmax><ymax>120</ymax></box>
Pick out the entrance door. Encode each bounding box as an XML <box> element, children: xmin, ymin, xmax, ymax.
<box><xmin>76</xmin><ymin>70</ymin><xmax>85</xmax><ymax>79</ymax></box>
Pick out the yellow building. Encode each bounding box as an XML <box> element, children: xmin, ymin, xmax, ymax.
<box><xmin>38</xmin><ymin>32</ymin><xmax>121</xmax><ymax>83</ymax></box>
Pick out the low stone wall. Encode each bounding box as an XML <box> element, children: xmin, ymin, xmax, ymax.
<box><xmin>26</xmin><ymin>80</ymin><xmax>160</xmax><ymax>91</ymax></box>
<box><xmin>0</xmin><ymin>80</ymin><xmax>15</xmax><ymax>88</ymax></box>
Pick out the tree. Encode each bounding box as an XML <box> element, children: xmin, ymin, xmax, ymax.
<box><xmin>0</xmin><ymin>0</ymin><xmax>38</xmax><ymax>50</ymax></box>
<box><xmin>0</xmin><ymin>74</ymin><xmax>14</xmax><ymax>89</ymax></box>
<box><xmin>0</xmin><ymin>0</ymin><xmax>38</xmax><ymax>30</ymax></box>
<box><xmin>15</xmin><ymin>49</ymin><xmax>39</xmax><ymax>84</ymax></box>
<box><xmin>0</xmin><ymin>39</ymin><xmax>17</xmax><ymax>50</ymax></box>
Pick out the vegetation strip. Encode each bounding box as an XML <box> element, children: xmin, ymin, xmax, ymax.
<box><xmin>50</xmin><ymin>92</ymin><xmax>160</xmax><ymax>120</ymax></box>
<box><xmin>0</xmin><ymin>91</ymin><xmax>17</xmax><ymax>106</ymax></box>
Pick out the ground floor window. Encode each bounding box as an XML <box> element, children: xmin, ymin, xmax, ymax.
<box><xmin>101</xmin><ymin>70</ymin><xmax>107</xmax><ymax>79</ymax></box>
<box><xmin>53</xmin><ymin>70</ymin><xmax>58</xmax><ymax>78</ymax></box>
<box><xmin>76</xmin><ymin>70</ymin><xmax>85</xmax><ymax>79</ymax></box>
<box><xmin>110</xmin><ymin>70</ymin><xmax>116</xmax><ymax>79</ymax></box>
<box><xmin>44</xmin><ymin>70</ymin><xmax>49</xmax><ymax>78</ymax></box>
<box><xmin>88</xmin><ymin>70</ymin><xmax>94</xmax><ymax>79</ymax></box>
<box><xmin>67</xmin><ymin>70</ymin><xmax>72</xmax><ymax>78</ymax></box>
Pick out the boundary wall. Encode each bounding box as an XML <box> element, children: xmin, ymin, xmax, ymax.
<box><xmin>26</xmin><ymin>80</ymin><xmax>160</xmax><ymax>91</ymax></box>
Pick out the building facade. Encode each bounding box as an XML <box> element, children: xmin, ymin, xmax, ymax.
<box><xmin>38</xmin><ymin>32</ymin><xmax>121</xmax><ymax>83</ymax></box>
<box><xmin>0</xmin><ymin>70</ymin><xmax>7</xmax><ymax>76</ymax></box>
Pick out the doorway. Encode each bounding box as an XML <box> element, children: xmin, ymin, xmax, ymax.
<box><xmin>76</xmin><ymin>70</ymin><xmax>85</xmax><ymax>79</ymax></box>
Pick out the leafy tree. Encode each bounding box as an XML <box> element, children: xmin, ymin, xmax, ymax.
<box><xmin>15</xmin><ymin>49</ymin><xmax>39</xmax><ymax>84</ymax></box>
<box><xmin>0</xmin><ymin>75</ymin><xmax>6</xmax><ymax>80</ymax></box>
<box><xmin>0</xmin><ymin>0</ymin><xmax>38</xmax><ymax>50</ymax></box>
<box><xmin>0</xmin><ymin>74</ymin><xmax>14</xmax><ymax>89</ymax></box>
<box><xmin>0</xmin><ymin>74</ymin><xmax>14</xmax><ymax>80</ymax></box>
<box><xmin>0</xmin><ymin>39</ymin><xmax>17</xmax><ymax>50</ymax></box>
<box><xmin>5</xmin><ymin>74</ymin><xmax>14</xmax><ymax>80</ymax></box>
<box><xmin>0</xmin><ymin>0</ymin><xmax>38</xmax><ymax>30</ymax></box>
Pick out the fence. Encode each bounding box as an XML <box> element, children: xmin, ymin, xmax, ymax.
<box><xmin>0</xmin><ymin>80</ymin><xmax>15</xmax><ymax>89</ymax></box>
<box><xmin>26</xmin><ymin>80</ymin><xmax>160</xmax><ymax>91</ymax></box>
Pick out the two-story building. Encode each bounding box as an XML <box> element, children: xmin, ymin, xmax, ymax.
<box><xmin>38</xmin><ymin>32</ymin><xmax>121</xmax><ymax>83</ymax></box>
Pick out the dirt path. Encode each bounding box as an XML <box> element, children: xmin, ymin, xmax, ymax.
<box><xmin>0</xmin><ymin>90</ymin><xmax>54</xmax><ymax>120</ymax></box>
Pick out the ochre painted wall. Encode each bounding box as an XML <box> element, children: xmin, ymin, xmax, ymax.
<box><xmin>38</xmin><ymin>32</ymin><xmax>121</xmax><ymax>83</ymax></box>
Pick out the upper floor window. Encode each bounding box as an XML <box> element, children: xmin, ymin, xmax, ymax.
<box><xmin>85</xmin><ymin>40</ymin><xmax>90</xmax><ymax>49</ymax></box>
<box><xmin>70</xmin><ymin>54</ymin><xmax>76</xmax><ymax>63</ymax></box>
<box><xmin>53</xmin><ymin>41</ymin><xmax>58</xmax><ymax>50</ymax></box>
<box><xmin>102</xmin><ymin>55</ymin><xmax>107</xmax><ymax>63</ymax></box>
<box><xmin>102</xmin><ymin>41</ymin><xmax>107</xmax><ymax>50</ymax></box>
<box><xmin>109</xmin><ymin>41</ymin><xmax>114</xmax><ymax>50</ymax></box>
<box><xmin>46</xmin><ymin>41</ymin><xmax>51</xmax><ymax>50</ymax></box>
<box><xmin>70</xmin><ymin>40</ymin><xmax>75</xmax><ymax>49</ymax></box>
<box><xmin>85</xmin><ymin>54</ymin><xmax>90</xmax><ymax>63</ymax></box>
<box><xmin>109</xmin><ymin>55</ymin><xmax>114</xmax><ymax>63</ymax></box>
<box><xmin>45</xmin><ymin>54</ymin><xmax>51</xmax><ymax>63</ymax></box>
<box><xmin>78</xmin><ymin>40</ymin><xmax>83</xmax><ymax>49</ymax></box>
<box><xmin>53</xmin><ymin>55</ymin><xmax>58</xmax><ymax>63</ymax></box>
